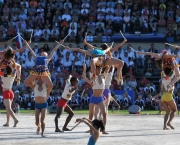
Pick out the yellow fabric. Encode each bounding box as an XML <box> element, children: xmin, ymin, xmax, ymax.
<box><xmin>30</xmin><ymin>70</ymin><xmax>50</xmax><ymax>76</ymax></box>
<box><xmin>161</xmin><ymin>92</ymin><xmax>173</xmax><ymax>102</ymax></box>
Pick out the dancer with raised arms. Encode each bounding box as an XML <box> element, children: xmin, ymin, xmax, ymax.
<box><xmin>82</xmin><ymin>62</ymin><xmax>109</xmax><ymax>134</ymax></box>
<box><xmin>24</xmin><ymin>40</ymin><xmax>64</xmax><ymax>97</ymax></box>
<box><xmin>62</xmin><ymin>38</ymin><xmax>127</xmax><ymax>85</ymax></box>
<box><xmin>26</xmin><ymin>76</ymin><xmax>49</xmax><ymax>137</ymax></box>
<box><xmin>55</xmin><ymin>75</ymin><xmax>78</xmax><ymax>132</ymax></box>
<box><xmin>152</xmin><ymin>57</ymin><xmax>177</xmax><ymax>130</ymax></box>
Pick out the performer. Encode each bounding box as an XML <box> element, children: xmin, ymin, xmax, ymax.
<box><xmin>24</xmin><ymin>40</ymin><xmax>64</xmax><ymax>97</ymax></box>
<box><xmin>137</xmin><ymin>50</ymin><xmax>180</xmax><ymax>90</ymax></box>
<box><xmin>54</xmin><ymin>75</ymin><xmax>78</xmax><ymax>132</ymax></box>
<box><xmin>82</xmin><ymin>62</ymin><xmax>109</xmax><ymax>134</ymax></box>
<box><xmin>94</xmin><ymin>66</ymin><xmax>120</xmax><ymax>119</ymax></box>
<box><xmin>76</xmin><ymin>118</ymin><xmax>105</xmax><ymax>145</ymax></box>
<box><xmin>0</xmin><ymin>64</ymin><xmax>19</xmax><ymax>127</ymax></box>
<box><xmin>64</xmin><ymin>38</ymin><xmax>127</xmax><ymax>85</ymax></box>
<box><xmin>0</xmin><ymin>40</ymin><xmax>29</xmax><ymax>84</ymax></box>
<box><xmin>26</xmin><ymin>76</ymin><xmax>48</xmax><ymax>137</ymax></box>
<box><xmin>152</xmin><ymin>59</ymin><xmax>177</xmax><ymax>130</ymax></box>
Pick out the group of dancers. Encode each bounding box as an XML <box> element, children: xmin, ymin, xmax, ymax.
<box><xmin>0</xmin><ymin>32</ymin><xmax>180</xmax><ymax>144</ymax></box>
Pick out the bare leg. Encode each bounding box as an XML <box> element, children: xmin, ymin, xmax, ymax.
<box><xmin>97</xmin><ymin>102</ymin><xmax>108</xmax><ymax>134</ymax></box>
<box><xmin>94</xmin><ymin>106</ymin><xmax>100</xmax><ymax>119</ymax></box>
<box><xmin>106</xmin><ymin>58</ymin><xmax>124</xmax><ymax>85</ymax></box>
<box><xmin>41</xmin><ymin>76</ymin><xmax>53</xmax><ymax>97</ymax></box>
<box><xmin>35</xmin><ymin>109</ymin><xmax>41</xmax><ymax>135</ymax></box>
<box><xmin>167</xmin><ymin>100</ymin><xmax>177</xmax><ymax>129</ymax></box>
<box><xmin>4</xmin><ymin>99</ymin><xmax>18</xmax><ymax>127</ymax></box>
<box><xmin>24</xmin><ymin>75</ymin><xmax>38</xmax><ymax>87</ymax></box>
<box><xmin>63</xmin><ymin>105</ymin><xmax>74</xmax><ymax>131</ymax></box>
<box><xmin>86</xmin><ymin>103</ymin><xmax>95</xmax><ymax>134</ymax></box>
<box><xmin>90</xmin><ymin>59</ymin><xmax>97</xmax><ymax>76</ymax></box>
<box><xmin>162</xmin><ymin>101</ymin><xmax>170</xmax><ymax>130</ymax></box>
<box><xmin>40</xmin><ymin>108</ymin><xmax>47</xmax><ymax>137</ymax></box>
<box><xmin>54</xmin><ymin>107</ymin><xmax>64</xmax><ymax>132</ymax></box>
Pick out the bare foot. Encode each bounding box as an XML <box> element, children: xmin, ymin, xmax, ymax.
<box><xmin>36</xmin><ymin>126</ymin><xmax>40</xmax><ymax>135</ymax></box>
<box><xmin>163</xmin><ymin>127</ymin><xmax>170</xmax><ymax>130</ymax></box>
<box><xmin>102</xmin><ymin>130</ymin><xmax>109</xmax><ymax>135</ymax></box>
<box><xmin>62</xmin><ymin>127</ymin><xmax>71</xmax><ymax>131</ymax></box>
<box><xmin>3</xmin><ymin>124</ymin><xmax>9</xmax><ymax>127</ymax></box>
<box><xmin>55</xmin><ymin>128</ymin><xmax>63</xmax><ymax>132</ymax></box>
<box><xmin>167</xmin><ymin>123</ymin><xmax>174</xmax><ymax>130</ymax></box>
<box><xmin>13</xmin><ymin>120</ymin><xmax>18</xmax><ymax>127</ymax></box>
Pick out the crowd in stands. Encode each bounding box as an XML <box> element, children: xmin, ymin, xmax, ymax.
<box><xmin>0</xmin><ymin>0</ymin><xmax>180</xmax><ymax>111</ymax></box>
<box><xmin>0</xmin><ymin>0</ymin><xmax>180</xmax><ymax>43</ymax></box>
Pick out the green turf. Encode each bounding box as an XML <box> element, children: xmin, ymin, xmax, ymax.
<box><xmin>0</xmin><ymin>109</ymin><xmax>168</xmax><ymax>115</ymax></box>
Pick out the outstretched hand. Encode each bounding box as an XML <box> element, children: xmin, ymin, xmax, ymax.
<box><xmin>173</xmin><ymin>45</ymin><xmax>179</xmax><ymax>49</ymax></box>
<box><xmin>8</xmin><ymin>39</ymin><xmax>13</xmax><ymax>43</ymax></box>
<box><xmin>28</xmin><ymin>40</ymin><xmax>31</xmax><ymax>45</ymax></box>
<box><xmin>75</xmin><ymin>118</ymin><xmax>83</xmax><ymax>123</ymax></box>
<box><xmin>124</xmin><ymin>38</ymin><xmax>127</xmax><ymax>42</ymax></box>
<box><xmin>60</xmin><ymin>40</ymin><xmax>64</xmax><ymax>44</ymax></box>
<box><xmin>136</xmin><ymin>51</ymin><xmax>143</xmax><ymax>54</ymax></box>
<box><xmin>23</xmin><ymin>40</ymin><xmax>28</xmax><ymax>45</ymax></box>
<box><xmin>83</xmin><ymin>39</ymin><xmax>87</xmax><ymax>44</ymax></box>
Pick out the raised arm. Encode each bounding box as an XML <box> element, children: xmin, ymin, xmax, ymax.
<box><xmin>76</xmin><ymin>118</ymin><xmax>99</xmax><ymax>135</ymax></box>
<box><xmin>26</xmin><ymin>42</ymin><xmax>36</xmax><ymax>59</ymax></box>
<box><xmin>48</xmin><ymin>40</ymin><xmax>64</xmax><ymax>61</ymax></box>
<box><xmin>66</xmin><ymin>46</ymin><xmax>91</xmax><ymax>56</ymax></box>
<box><xmin>0</xmin><ymin>39</ymin><xmax>13</xmax><ymax>47</ymax></box>
<box><xmin>136</xmin><ymin>51</ymin><xmax>161</xmax><ymax>59</ymax></box>
<box><xmin>83</xmin><ymin>39</ymin><xmax>96</xmax><ymax>50</ymax></box>
<box><xmin>82</xmin><ymin>62</ymin><xmax>92</xmax><ymax>86</ymax></box>
<box><xmin>110</xmin><ymin>38</ymin><xmax>127</xmax><ymax>52</ymax></box>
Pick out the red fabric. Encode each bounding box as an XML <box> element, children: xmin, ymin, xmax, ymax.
<box><xmin>57</xmin><ymin>98</ymin><xmax>68</xmax><ymax>108</ymax></box>
<box><xmin>3</xmin><ymin>90</ymin><xmax>14</xmax><ymax>100</ymax></box>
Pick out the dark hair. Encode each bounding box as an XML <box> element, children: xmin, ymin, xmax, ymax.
<box><xmin>163</xmin><ymin>67</ymin><xmax>172</xmax><ymax>76</ymax></box>
<box><xmin>5</xmin><ymin>49</ymin><xmax>15</xmax><ymax>59</ymax></box>
<box><xmin>101</xmin><ymin>44</ymin><xmax>108</xmax><ymax>50</ymax></box>
<box><xmin>70</xmin><ymin>76</ymin><xmax>78</xmax><ymax>84</ymax></box>
<box><xmin>92</xmin><ymin>119</ymin><xmax>105</xmax><ymax>131</ymax></box>
<box><xmin>6</xmin><ymin>65</ymin><xmax>12</xmax><ymax>75</ymax></box>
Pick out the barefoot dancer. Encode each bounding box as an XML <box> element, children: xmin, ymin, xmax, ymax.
<box><xmin>76</xmin><ymin>118</ymin><xmax>105</xmax><ymax>145</ymax></box>
<box><xmin>137</xmin><ymin>50</ymin><xmax>180</xmax><ymax>90</ymax></box>
<box><xmin>0</xmin><ymin>64</ymin><xmax>19</xmax><ymax>127</ymax></box>
<box><xmin>55</xmin><ymin>75</ymin><xmax>78</xmax><ymax>132</ymax></box>
<box><xmin>82</xmin><ymin>62</ymin><xmax>109</xmax><ymax>134</ymax></box>
<box><xmin>26</xmin><ymin>76</ymin><xmax>48</xmax><ymax>137</ymax></box>
<box><xmin>94</xmin><ymin>66</ymin><xmax>120</xmax><ymax>119</ymax></box>
<box><xmin>63</xmin><ymin>38</ymin><xmax>126</xmax><ymax>84</ymax></box>
<box><xmin>24</xmin><ymin>40</ymin><xmax>64</xmax><ymax>97</ymax></box>
<box><xmin>152</xmin><ymin>60</ymin><xmax>177</xmax><ymax>130</ymax></box>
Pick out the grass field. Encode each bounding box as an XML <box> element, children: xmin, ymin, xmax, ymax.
<box><xmin>0</xmin><ymin>109</ymin><xmax>170</xmax><ymax>115</ymax></box>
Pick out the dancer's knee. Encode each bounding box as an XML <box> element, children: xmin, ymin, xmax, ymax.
<box><xmin>35</xmin><ymin>122</ymin><xmax>40</xmax><ymax>126</ymax></box>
